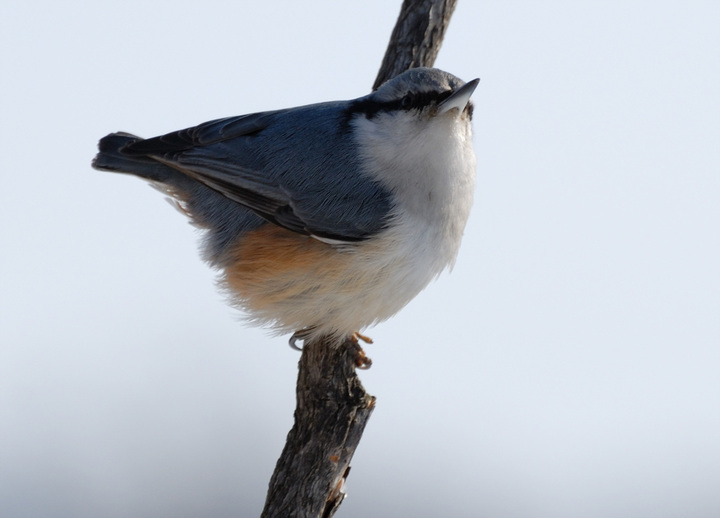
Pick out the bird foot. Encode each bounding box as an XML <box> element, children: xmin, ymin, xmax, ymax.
<box><xmin>289</xmin><ymin>329</ymin><xmax>373</xmax><ymax>370</ymax></box>
<box><xmin>349</xmin><ymin>332</ymin><xmax>373</xmax><ymax>370</ymax></box>
<box><xmin>352</xmin><ymin>331</ymin><xmax>373</xmax><ymax>344</ymax></box>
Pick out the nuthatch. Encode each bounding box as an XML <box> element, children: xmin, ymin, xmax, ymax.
<box><xmin>93</xmin><ymin>67</ymin><xmax>478</xmax><ymax>347</ymax></box>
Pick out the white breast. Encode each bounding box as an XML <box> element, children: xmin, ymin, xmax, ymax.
<box><xmin>348</xmin><ymin>109</ymin><xmax>476</xmax><ymax>324</ymax></box>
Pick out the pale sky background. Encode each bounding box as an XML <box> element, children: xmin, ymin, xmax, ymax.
<box><xmin>1</xmin><ymin>1</ymin><xmax>719</xmax><ymax>517</ymax></box>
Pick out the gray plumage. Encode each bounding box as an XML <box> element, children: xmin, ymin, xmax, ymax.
<box><xmin>94</xmin><ymin>100</ymin><xmax>395</xmax><ymax>264</ymax></box>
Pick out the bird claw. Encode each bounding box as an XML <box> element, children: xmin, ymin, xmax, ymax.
<box><xmin>349</xmin><ymin>332</ymin><xmax>373</xmax><ymax>369</ymax></box>
<box><xmin>290</xmin><ymin>329</ymin><xmax>373</xmax><ymax>369</ymax></box>
<box><xmin>288</xmin><ymin>333</ymin><xmax>303</xmax><ymax>351</ymax></box>
<box><xmin>288</xmin><ymin>328</ymin><xmax>314</xmax><ymax>351</ymax></box>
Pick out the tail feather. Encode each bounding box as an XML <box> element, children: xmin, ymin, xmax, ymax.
<box><xmin>92</xmin><ymin>132</ymin><xmax>178</xmax><ymax>182</ymax></box>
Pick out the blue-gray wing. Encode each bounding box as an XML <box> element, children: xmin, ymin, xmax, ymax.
<box><xmin>121</xmin><ymin>103</ymin><xmax>392</xmax><ymax>242</ymax></box>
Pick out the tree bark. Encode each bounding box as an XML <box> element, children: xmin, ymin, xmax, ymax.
<box><xmin>260</xmin><ymin>1</ymin><xmax>458</xmax><ymax>516</ymax></box>
<box><xmin>373</xmin><ymin>0</ymin><xmax>458</xmax><ymax>90</ymax></box>
<box><xmin>260</xmin><ymin>337</ymin><xmax>374</xmax><ymax>518</ymax></box>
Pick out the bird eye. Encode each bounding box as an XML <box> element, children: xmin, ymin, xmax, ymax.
<box><xmin>400</xmin><ymin>94</ymin><xmax>413</xmax><ymax>109</ymax></box>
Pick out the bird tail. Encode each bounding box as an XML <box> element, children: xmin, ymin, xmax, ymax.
<box><xmin>92</xmin><ymin>132</ymin><xmax>178</xmax><ymax>182</ymax></box>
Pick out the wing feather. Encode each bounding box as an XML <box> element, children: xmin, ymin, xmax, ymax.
<box><xmin>120</xmin><ymin>105</ymin><xmax>391</xmax><ymax>242</ymax></box>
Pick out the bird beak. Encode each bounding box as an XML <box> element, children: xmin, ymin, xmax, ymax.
<box><xmin>438</xmin><ymin>78</ymin><xmax>480</xmax><ymax>115</ymax></box>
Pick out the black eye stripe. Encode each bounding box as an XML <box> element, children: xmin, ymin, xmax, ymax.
<box><xmin>395</xmin><ymin>89</ymin><xmax>453</xmax><ymax>111</ymax></box>
<box><xmin>349</xmin><ymin>89</ymin><xmax>454</xmax><ymax>119</ymax></box>
<box><xmin>409</xmin><ymin>89</ymin><xmax>453</xmax><ymax>109</ymax></box>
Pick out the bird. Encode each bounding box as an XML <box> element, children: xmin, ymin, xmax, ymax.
<box><xmin>92</xmin><ymin>67</ymin><xmax>478</xmax><ymax>354</ymax></box>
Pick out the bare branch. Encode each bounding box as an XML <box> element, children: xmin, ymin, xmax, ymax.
<box><xmin>374</xmin><ymin>0</ymin><xmax>459</xmax><ymax>89</ymax></box>
<box><xmin>260</xmin><ymin>337</ymin><xmax>375</xmax><ymax>518</ymax></box>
